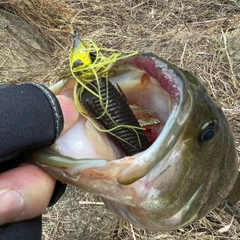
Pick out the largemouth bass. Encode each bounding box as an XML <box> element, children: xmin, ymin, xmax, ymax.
<box><xmin>27</xmin><ymin>52</ymin><xmax>239</xmax><ymax>231</ymax></box>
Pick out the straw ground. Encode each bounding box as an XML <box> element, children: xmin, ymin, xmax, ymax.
<box><xmin>0</xmin><ymin>0</ymin><xmax>239</xmax><ymax>239</ymax></box>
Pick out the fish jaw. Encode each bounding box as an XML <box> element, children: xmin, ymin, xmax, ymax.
<box><xmin>26</xmin><ymin>53</ymin><xmax>239</xmax><ymax>231</ymax></box>
<box><xmin>103</xmin><ymin>184</ymin><xmax>204</xmax><ymax>231</ymax></box>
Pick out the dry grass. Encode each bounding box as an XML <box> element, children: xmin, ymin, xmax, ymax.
<box><xmin>0</xmin><ymin>0</ymin><xmax>240</xmax><ymax>239</ymax></box>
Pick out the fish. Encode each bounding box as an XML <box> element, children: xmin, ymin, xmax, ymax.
<box><xmin>26</xmin><ymin>52</ymin><xmax>239</xmax><ymax>231</ymax></box>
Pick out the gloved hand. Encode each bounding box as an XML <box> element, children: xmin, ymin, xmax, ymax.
<box><xmin>0</xmin><ymin>83</ymin><xmax>79</xmax><ymax>239</ymax></box>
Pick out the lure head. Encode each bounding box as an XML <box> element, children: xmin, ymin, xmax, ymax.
<box><xmin>27</xmin><ymin>52</ymin><xmax>238</xmax><ymax>231</ymax></box>
<box><xmin>70</xmin><ymin>37</ymin><xmax>92</xmax><ymax>71</ymax></box>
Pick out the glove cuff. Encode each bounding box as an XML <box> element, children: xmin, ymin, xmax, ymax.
<box><xmin>26</xmin><ymin>83</ymin><xmax>63</xmax><ymax>143</ymax></box>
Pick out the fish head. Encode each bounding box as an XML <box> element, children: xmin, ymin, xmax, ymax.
<box><xmin>26</xmin><ymin>53</ymin><xmax>238</xmax><ymax>231</ymax></box>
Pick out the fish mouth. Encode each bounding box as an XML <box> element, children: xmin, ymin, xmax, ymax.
<box><xmin>52</xmin><ymin>53</ymin><xmax>186</xmax><ymax>163</ymax></box>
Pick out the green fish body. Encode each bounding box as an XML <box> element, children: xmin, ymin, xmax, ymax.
<box><xmin>27</xmin><ymin>53</ymin><xmax>239</xmax><ymax>231</ymax></box>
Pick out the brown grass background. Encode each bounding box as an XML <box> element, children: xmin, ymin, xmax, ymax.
<box><xmin>0</xmin><ymin>0</ymin><xmax>240</xmax><ymax>239</ymax></box>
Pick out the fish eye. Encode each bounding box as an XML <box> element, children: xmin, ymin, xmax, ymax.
<box><xmin>198</xmin><ymin>119</ymin><xmax>219</xmax><ymax>142</ymax></box>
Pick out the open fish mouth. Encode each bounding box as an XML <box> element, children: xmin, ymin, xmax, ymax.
<box><xmin>56</xmin><ymin>53</ymin><xmax>181</xmax><ymax>154</ymax></box>
<box><xmin>48</xmin><ymin>52</ymin><xmax>186</xmax><ymax>183</ymax></box>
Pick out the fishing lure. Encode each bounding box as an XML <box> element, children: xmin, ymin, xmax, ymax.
<box><xmin>69</xmin><ymin>31</ymin><xmax>150</xmax><ymax>155</ymax></box>
<box><xmin>79</xmin><ymin>78</ymin><xmax>150</xmax><ymax>155</ymax></box>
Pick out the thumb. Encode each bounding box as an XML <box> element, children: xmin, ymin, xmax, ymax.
<box><xmin>0</xmin><ymin>163</ymin><xmax>55</xmax><ymax>225</ymax></box>
<box><xmin>56</xmin><ymin>95</ymin><xmax>79</xmax><ymax>134</ymax></box>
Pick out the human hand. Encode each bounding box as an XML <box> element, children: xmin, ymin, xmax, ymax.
<box><xmin>0</xmin><ymin>95</ymin><xmax>79</xmax><ymax>225</ymax></box>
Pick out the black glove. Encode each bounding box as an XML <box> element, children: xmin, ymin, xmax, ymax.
<box><xmin>0</xmin><ymin>83</ymin><xmax>67</xmax><ymax>240</ymax></box>
<box><xmin>0</xmin><ymin>83</ymin><xmax>63</xmax><ymax>162</ymax></box>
